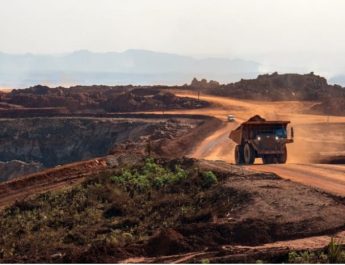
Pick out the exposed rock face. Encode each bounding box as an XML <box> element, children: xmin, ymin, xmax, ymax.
<box><xmin>0</xmin><ymin>160</ymin><xmax>43</xmax><ymax>182</ymax></box>
<box><xmin>0</xmin><ymin>117</ymin><xmax>199</xmax><ymax>172</ymax></box>
<box><xmin>193</xmin><ymin>73</ymin><xmax>333</xmax><ymax>100</ymax></box>
<box><xmin>190</xmin><ymin>78</ymin><xmax>220</xmax><ymax>89</ymax></box>
<box><xmin>104</xmin><ymin>91</ymin><xmax>207</xmax><ymax>112</ymax></box>
<box><xmin>190</xmin><ymin>73</ymin><xmax>345</xmax><ymax>115</ymax></box>
<box><xmin>232</xmin><ymin>72</ymin><xmax>330</xmax><ymax>100</ymax></box>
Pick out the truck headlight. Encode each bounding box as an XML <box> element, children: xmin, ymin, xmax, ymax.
<box><xmin>275</xmin><ymin>136</ymin><xmax>279</xmax><ymax>140</ymax></box>
<box><xmin>257</xmin><ymin>136</ymin><xmax>261</xmax><ymax>141</ymax></box>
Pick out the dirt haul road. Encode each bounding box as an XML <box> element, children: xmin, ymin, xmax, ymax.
<box><xmin>166</xmin><ymin>91</ymin><xmax>345</xmax><ymax>196</ymax></box>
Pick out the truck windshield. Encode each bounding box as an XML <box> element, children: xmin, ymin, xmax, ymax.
<box><xmin>275</xmin><ymin>128</ymin><xmax>287</xmax><ymax>138</ymax></box>
<box><xmin>254</xmin><ymin>127</ymin><xmax>287</xmax><ymax>138</ymax></box>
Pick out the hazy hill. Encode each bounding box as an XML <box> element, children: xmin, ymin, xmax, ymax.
<box><xmin>0</xmin><ymin>50</ymin><xmax>259</xmax><ymax>87</ymax></box>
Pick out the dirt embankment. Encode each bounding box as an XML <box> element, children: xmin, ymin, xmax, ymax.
<box><xmin>189</xmin><ymin>73</ymin><xmax>345</xmax><ymax>116</ymax></box>
<box><xmin>1</xmin><ymin>158</ymin><xmax>345</xmax><ymax>263</ymax></box>
<box><xmin>0</xmin><ymin>85</ymin><xmax>209</xmax><ymax>116</ymax></box>
<box><xmin>0</xmin><ymin>157</ymin><xmax>110</xmax><ymax>209</ymax></box>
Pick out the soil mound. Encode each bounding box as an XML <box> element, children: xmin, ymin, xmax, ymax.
<box><xmin>232</xmin><ymin>218</ymin><xmax>273</xmax><ymax>245</ymax></box>
<box><xmin>145</xmin><ymin>229</ymin><xmax>191</xmax><ymax>256</ymax></box>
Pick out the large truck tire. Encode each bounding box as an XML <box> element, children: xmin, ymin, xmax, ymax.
<box><xmin>243</xmin><ymin>143</ymin><xmax>255</xmax><ymax>165</ymax></box>
<box><xmin>235</xmin><ymin>145</ymin><xmax>244</xmax><ymax>165</ymax></box>
<box><xmin>277</xmin><ymin>146</ymin><xmax>287</xmax><ymax>164</ymax></box>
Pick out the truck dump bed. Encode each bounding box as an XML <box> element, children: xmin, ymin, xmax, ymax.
<box><xmin>229</xmin><ymin>127</ymin><xmax>243</xmax><ymax>145</ymax></box>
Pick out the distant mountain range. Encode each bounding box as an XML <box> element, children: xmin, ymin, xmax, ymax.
<box><xmin>0</xmin><ymin>49</ymin><xmax>260</xmax><ymax>88</ymax></box>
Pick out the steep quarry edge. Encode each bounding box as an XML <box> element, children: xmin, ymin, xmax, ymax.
<box><xmin>0</xmin><ymin>114</ymin><xmax>222</xmax><ymax>207</ymax></box>
<box><xmin>0</xmin><ymin>113</ymin><xmax>222</xmax><ymax>182</ymax></box>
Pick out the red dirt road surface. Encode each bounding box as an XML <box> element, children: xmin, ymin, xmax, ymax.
<box><xmin>168</xmin><ymin>91</ymin><xmax>345</xmax><ymax>196</ymax></box>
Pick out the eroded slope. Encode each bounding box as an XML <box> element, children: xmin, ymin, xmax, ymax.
<box><xmin>0</xmin><ymin>115</ymin><xmax>211</xmax><ymax>181</ymax></box>
<box><xmin>1</xmin><ymin>158</ymin><xmax>345</xmax><ymax>263</ymax></box>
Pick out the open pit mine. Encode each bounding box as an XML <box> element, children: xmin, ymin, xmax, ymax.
<box><xmin>1</xmin><ymin>73</ymin><xmax>345</xmax><ymax>263</ymax></box>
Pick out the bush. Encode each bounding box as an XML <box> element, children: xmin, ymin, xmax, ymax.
<box><xmin>109</xmin><ymin>158</ymin><xmax>188</xmax><ymax>192</ymax></box>
<box><xmin>288</xmin><ymin>250</ymin><xmax>323</xmax><ymax>263</ymax></box>
<box><xmin>328</xmin><ymin>237</ymin><xmax>344</xmax><ymax>263</ymax></box>
<box><xmin>201</xmin><ymin>171</ymin><xmax>218</xmax><ymax>188</ymax></box>
<box><xmin>288</xmin><ymin>238</ymin><xmax>345</xmax><ymax>264</ymax></box>
<box><xmin>0</xmin><ymin>158</ymin><xmax>227</xmax><ymax>262</ymax></box>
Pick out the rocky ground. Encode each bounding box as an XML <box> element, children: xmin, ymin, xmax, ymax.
<box><xmin>1</xmin><ymin>158</ymin><xmax>345</xmax><ymax>263</ymax></box>
<box><xmin>0</xmin><ymin>85</ymin><xmax>209</xmax><ymax>115</ymax></box>
<box><xmin>0</xmin><ymin>160</ymin><xmax>42</xmax><ymax>182</ymax></box>
<box><xmin>189</xmin><ymin>73</ymin><xmax>345</xmax><ymax>116</ymax></box>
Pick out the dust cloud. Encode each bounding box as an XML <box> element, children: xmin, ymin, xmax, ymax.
<box><xmin>172</xmin><ymin>91</ymin><xmax>345</xmax><ymax>165</ymax></box>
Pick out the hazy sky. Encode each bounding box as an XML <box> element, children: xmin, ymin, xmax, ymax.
<box><xmin>1</xmin><ymin>0</ymin><xmax>345</xmax><ymax>75</ymax></box>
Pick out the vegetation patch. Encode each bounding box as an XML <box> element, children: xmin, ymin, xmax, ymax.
<box><xmin>0</xmin><ymin>158</ymin><xmax>248</xmax><ymax>263</ymax></box>
<box><xmin>288</xmin><ymin>238</ymin><xmax>345</xmax><ymax>263</ymax></box>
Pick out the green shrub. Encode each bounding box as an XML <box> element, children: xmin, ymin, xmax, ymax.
<box><xmin>328</xmin><ymin>237</ymin><xmax>343</xmax><ymax>263</ymax></box>
<box><xmin>109</xmin><ymin>159</ymin><xmax>188</xmax><ymax>192</ymax></box>
<box><xmin>0</xmin><ymin>159</ymin><xmax>231</xmax><ymax>262</ymax></box>
<box><xmin>201</xmin><ymin>171</ymin><xmax>218</xmax><ymax>188</ymax></box>
<box><xmin>288</xmin><ymin>251</ymin><xmax>316</xmax><ymax>263</ymax></box>
<box><xmin>172</xmin><ymin>165</ymin><xmax>187</xmax><ymax>182</ymax></box>
<box><xmin>288</xmin><ymin>242</ymin><xmax>345</xmax><ymax>264</ymax></box>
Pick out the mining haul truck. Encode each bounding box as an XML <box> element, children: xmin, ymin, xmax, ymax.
<box><xmin>229</xmin><ymin>115</ymin><xmax>294</xmax><ymax>165</ymax></box>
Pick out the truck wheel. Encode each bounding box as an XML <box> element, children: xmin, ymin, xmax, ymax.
<box><xmin>277</xmin><ymin>146</ymin><xmax>287</xmax><ymax>164</ymax></box>
<box><xmin>243</xmin><ymin>143</ymin><xmax>255</xmax><ymax>165</ymax></box>
<box><xmin>235</xmin><ymin>145</ymin><xmax>244</xmax><ymax>165</ymax></box>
